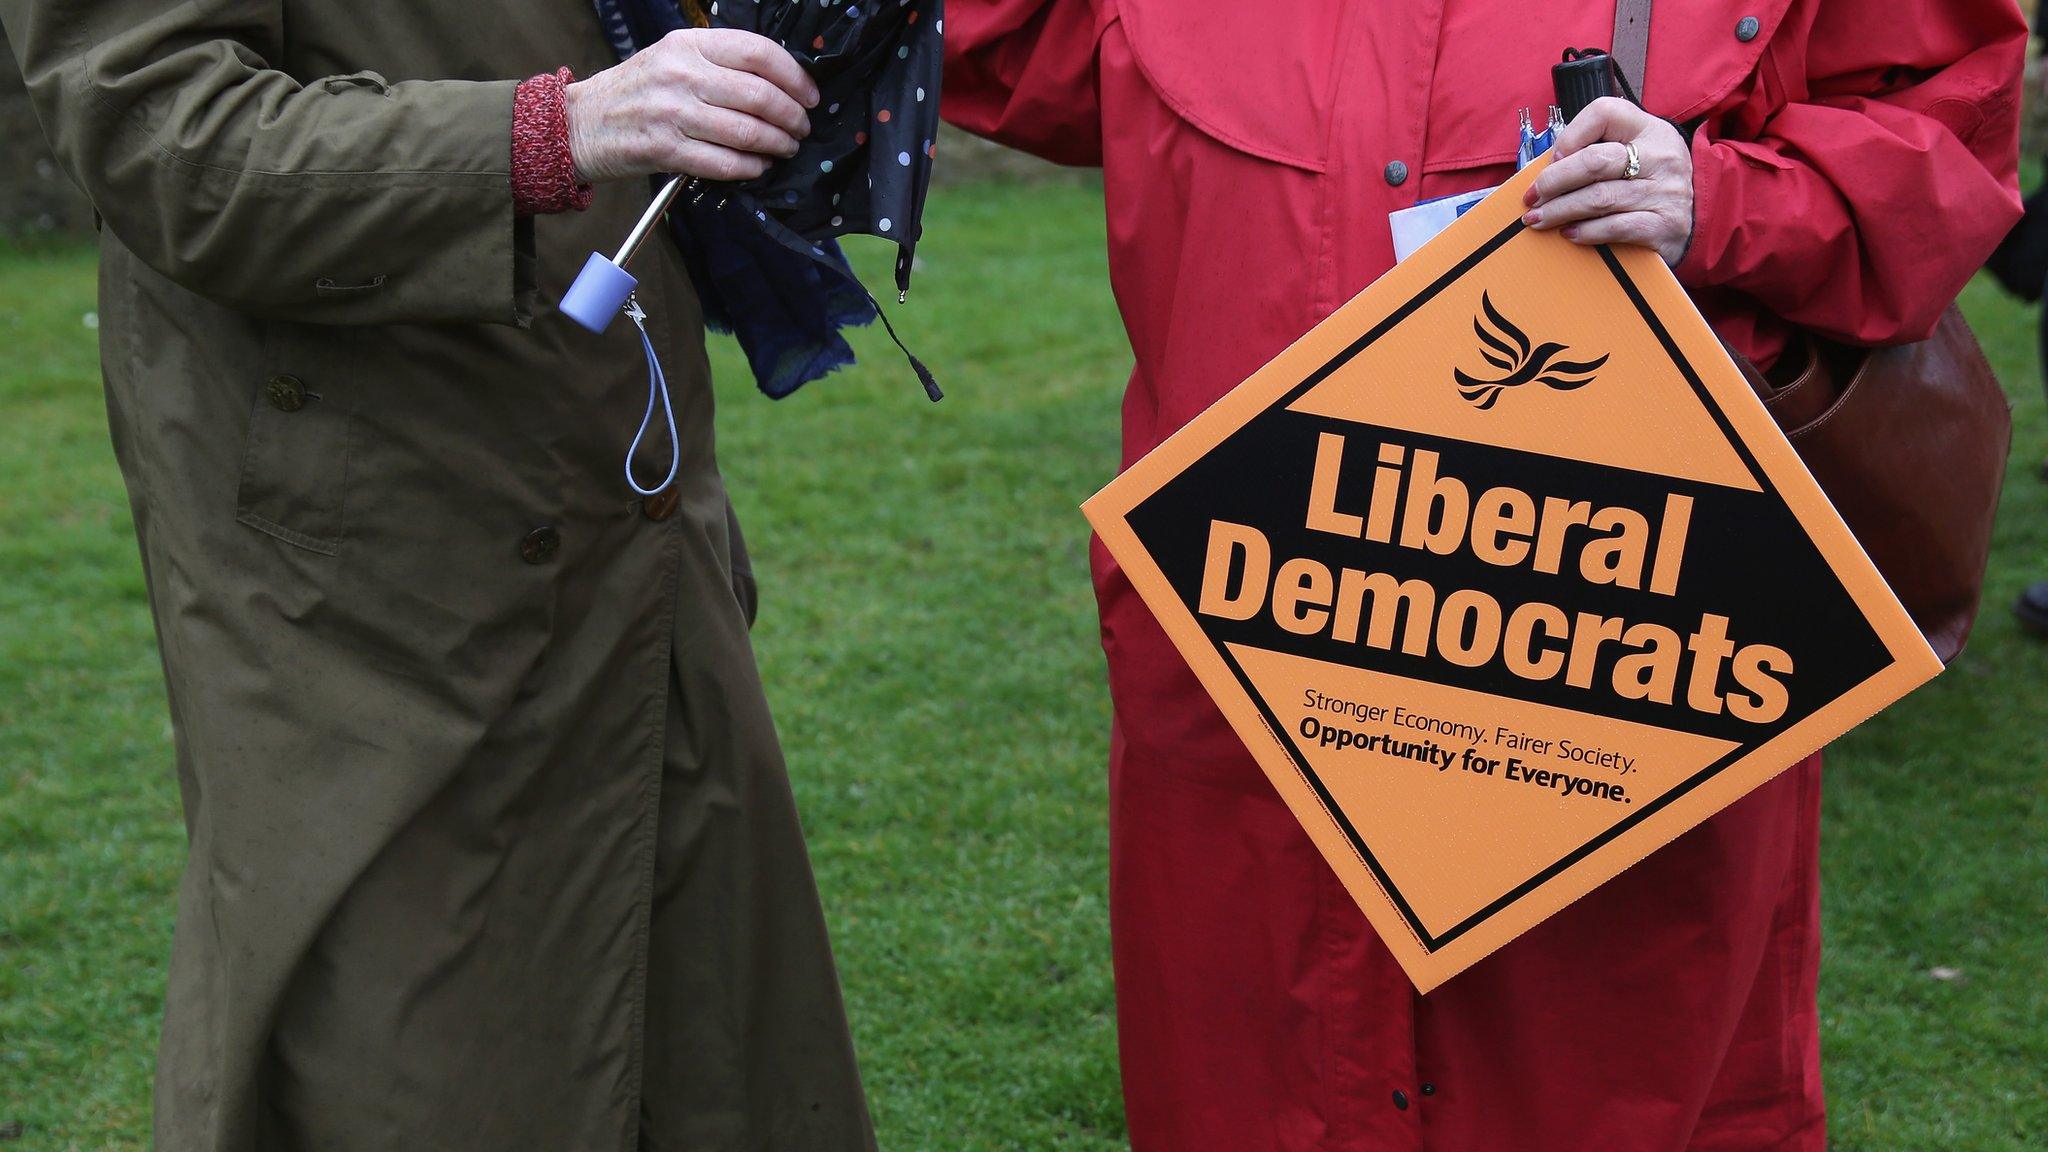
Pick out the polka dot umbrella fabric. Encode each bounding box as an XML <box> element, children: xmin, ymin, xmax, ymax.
<box><xmin>723</xmin><ymin>0</ymin><xmax>942</xmax><ymax>287</ymax></box>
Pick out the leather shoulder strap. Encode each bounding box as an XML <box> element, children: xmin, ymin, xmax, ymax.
<box><xmin>1612</xmin><ymin>0</ymin><xmax>1652</xmax><ymax>100</ymax></box>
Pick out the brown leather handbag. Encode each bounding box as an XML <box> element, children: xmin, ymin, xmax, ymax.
<box><xmin>1613</xmin><ymin>0</ymin><xmax>2012</xmax><ymax>662</ymax></box>
<box><xmin>1729</xmin><ymin>316</ymin><xmax>2010</xmax><ymax>662</ymax></box>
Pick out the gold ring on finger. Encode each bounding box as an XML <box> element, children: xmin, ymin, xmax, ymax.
<box><xmin>1622</xmin><ymin>141</ymin><xmax>1642</xmax><ymax>180</ymax></box>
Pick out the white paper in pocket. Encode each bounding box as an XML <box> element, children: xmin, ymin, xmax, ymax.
<box><xmin>1388</xmin><ymin>186</ymin><xmax>1498</xmax><ymax>263</ymax></box>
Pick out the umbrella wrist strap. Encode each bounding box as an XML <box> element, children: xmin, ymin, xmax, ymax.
<box><xmin>623</xmin><ymin>295</ymin><xmax>681</xmax><ymax>497</ymax></box>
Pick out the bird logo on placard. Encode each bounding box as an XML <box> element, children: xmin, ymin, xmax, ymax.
<box><xmin>1454</xmin><ymin>292</ymin><xmax>1609</xmax><ymax>410</ymax></box>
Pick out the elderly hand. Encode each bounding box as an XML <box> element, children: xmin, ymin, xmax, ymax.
<box><xmin>1522</xmin><ymin>96</ymin><xmax>1694</xmax><ymax>267</ymax></box>
<box><xmin>564</xmin><ymin>28</ymin><xmax>820</xmax><ymax>185</ymax></box>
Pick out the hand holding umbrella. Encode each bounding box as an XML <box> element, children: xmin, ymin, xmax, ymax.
<box><xmin>560</xmin><ymin>0</ymin><xmax>945</xmax><ymax>497</ymax></box>
<box><xmin>563</xmin><ymin>0</ymin><xmax>944</xmax><ymax>334</ymax></box>
<box><xmin>558</xmin><ymin>27</ymin><xmax>824</xmax><ymax>329</ymax></box>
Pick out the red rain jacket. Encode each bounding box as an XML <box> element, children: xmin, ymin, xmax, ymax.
<box><xmin>945</xmin><ymin>0</ymin><xmax>2022</xmax><ymax>1148</ymax></box>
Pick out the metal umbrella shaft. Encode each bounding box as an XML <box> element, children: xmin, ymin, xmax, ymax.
<box><xmin>613</xmin><ymin>175</ymin><xmax>691</xmax><ymax>268</ymax></box>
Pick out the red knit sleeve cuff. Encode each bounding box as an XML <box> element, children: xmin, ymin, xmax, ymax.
<box><xmin>512</xmin><ymin>67</ymin><xmax>594</xmax><ymax>217</ymax></box>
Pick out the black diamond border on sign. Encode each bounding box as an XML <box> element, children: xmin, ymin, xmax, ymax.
<box><xmin>1200</xmin><ymin>220</ymin><xmax>1821</xmax><ymax>953</ymax></box>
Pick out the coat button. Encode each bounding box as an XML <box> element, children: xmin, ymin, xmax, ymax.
<box><xmin>1392</xmin><ymin>1089</ymin><xmax>1410</xmax><ymax>1111</ymax></box>
<box><xmin>264</xmin><ymin>374</ymin><xmax>306</xmax><ymax>412</ymax></box>
<box><xmin>1735</xmin><ymin>15</ymin><xmax>1760</xmax><ymax>40</ymax></box>
<box><xmin>641</xmin><ymin>486</ymin><xmax>680</xmax><ymax>522</ymax></box>
<box><xmin>1384</xmin><ymin>160</ymin><xmax>1409</xmax><ymax>186</ymax></box>
<box><xmin>520</xmin><ymin>526</ymin><xmax>560</xmax><ymax>564</ymax></box>
<box><xmin>1420</xmin><ymin>1082</ymin><xmax>1437</xmax><ymax>1097</ymax></box>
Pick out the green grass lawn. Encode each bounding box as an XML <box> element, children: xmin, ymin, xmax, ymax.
<box><xmin>2</xmin><ymin>180</ymin><xmax>2044</xmax><ymax>1150</ymax></box>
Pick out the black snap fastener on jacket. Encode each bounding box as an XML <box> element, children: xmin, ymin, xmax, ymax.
<box><xmin>1392</xmin><ymin>1089</ymin><xmax>1410</xmax><ymax>1111</ymax></box>
<box><xmin>641</xmin><ymin>486</ymin><xmax>680</xmax><ymax>523</ymax></box>
<box><xmin>264</xmin><ymin>374</ymin><xmax>307</xmax><ymax>412</ymax></box>
<box><xmin>1420</xmin><ymin>1082</ymin><xmax>1437</xmax><ymax>1097</ymax></box>
<box><xmin>1384</xmin><ymin>160</ymin><xmax>1409</xmax><ymax>186</ymax></box>
<box><xmin>1735</xmin><ymin>15</ymin><xmax>1760</xmax><ymax>41</ymax></box>
<box><xmin>520</xmin><ymin>526</ymin><xmax>561</xmax><ymax>564</ymax></box>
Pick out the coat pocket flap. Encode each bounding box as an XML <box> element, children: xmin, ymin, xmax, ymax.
<box><xmin>1112</xmin><ymin>0</ymin><xmax>1341</xmax><ymax>172</ymax></box>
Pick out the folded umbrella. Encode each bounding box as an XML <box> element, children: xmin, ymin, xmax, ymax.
<box><xmin>579</xmin><ymin>0</ymin><xmax>944</xmax><ymax>401</ymax></box>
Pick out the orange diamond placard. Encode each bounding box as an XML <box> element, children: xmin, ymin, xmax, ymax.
<box><xmin>1082</xmin><ymin>159</ymin><xmax>1942</xmax><ymax>992</ymax></box>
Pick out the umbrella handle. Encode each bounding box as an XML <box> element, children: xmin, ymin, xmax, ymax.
<box><xmin>563</xmin><ymin>175</ymin><xmax>701</xmax><ymax>334</ymax></box>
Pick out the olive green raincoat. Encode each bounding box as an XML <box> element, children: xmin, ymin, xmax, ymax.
<box><xmin>2</xmin><ymin>3</ymin><xmax>875</xmax><ymax>1149</ymax></box>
